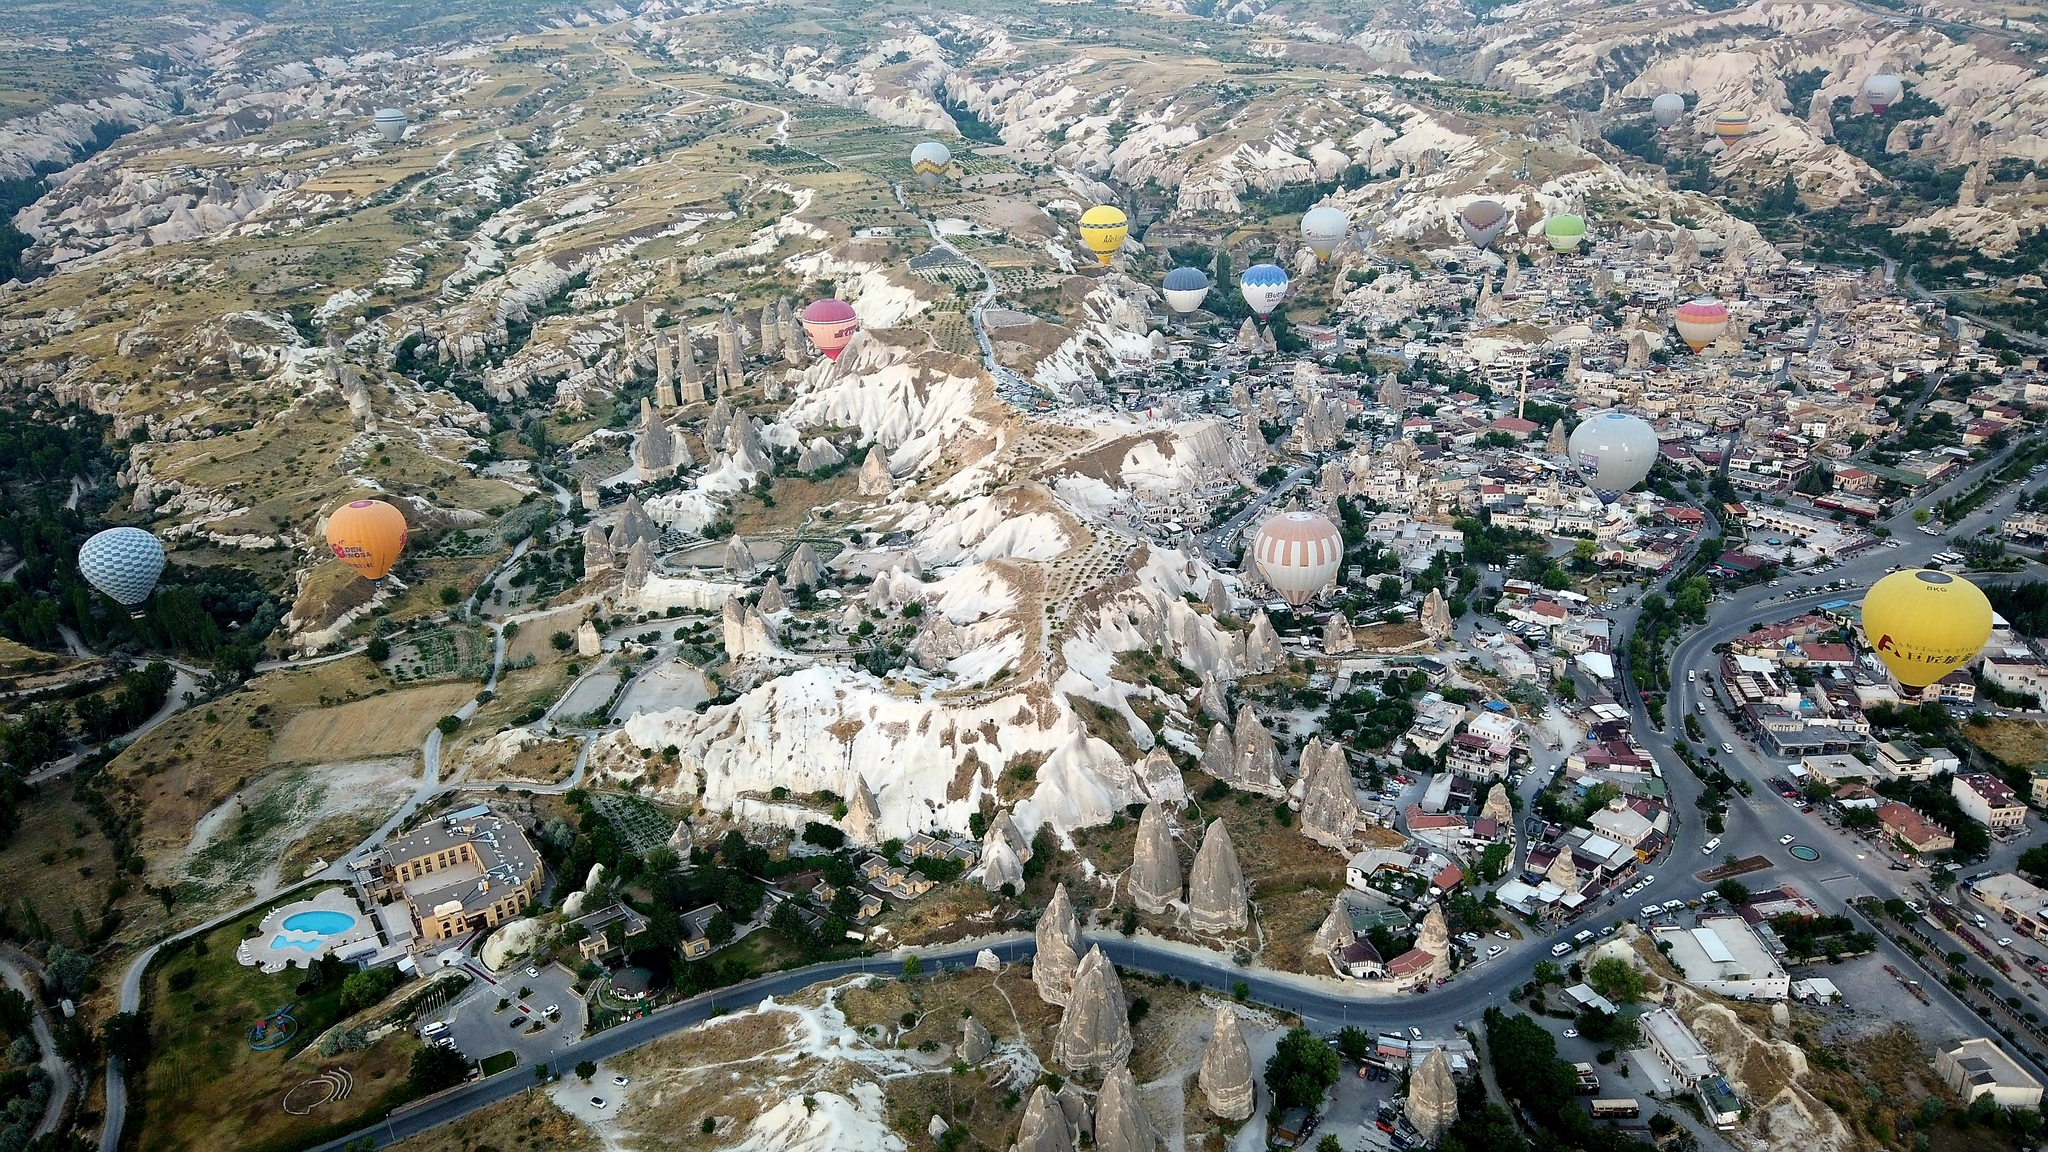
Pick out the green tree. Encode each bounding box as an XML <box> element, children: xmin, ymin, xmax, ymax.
<box><xmin>1586</xmin><ymin>956</ymin><xmax>1644</xmax><ymax>1004</ymax></box>
<box><xmin>1336</xmin><ymin>1025</ymin><xmax>1371</xmax><ymax>1062</ymax></box>
<box><xmin>1264</xmin><ymin>1026</ymin><xmax>1341</xmax><ymax>1113</ymax></box>
<box><xmin>409</xmin><ymin>1045</ymin><xmax>470</xmax><ymax>1096</ymax></box>
<box><xmin>902</xmin><ymin>954</ymin><xmax>922</xmax><ymax>978</ymax></box>
<box><xmin>1531</xmin><ymin>960</ymin><xmax>1561</xmax><ymax>985</ymax></box>
<box><xmin>1716</xmin><ymin>879</ymin><xmax>1752</xmax><ymax>906</ymax></box>
<box><xmin>1476</xmin><ymin>841</ymin><xmax>1513</xmax><ymax>882</ymax></box>
<box><xmin>575</xmin><ymin>1059</ymin><xmax>597</xmax><ymax>1081</ymax></box>
<box><xmin>338</xmin><ymin>968</ymin><xmax>399</xmax><ymax>1016</ymax></box>
<box><xmin>365</xmin><ymin>636</ymin><xmax>390</xmax><ymax>662</ymax></box>
<box><xmin>437</xmin><ymin>715</ymin><xmax>462</xmax><ymax>735</ymax></box>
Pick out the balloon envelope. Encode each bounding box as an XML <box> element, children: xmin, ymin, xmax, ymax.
<box><xmin>1078</xmin><ymin>205</ymin><xmax>1129</xmax><ymax>265</ymax></box>
<box><xmin>1250</xmin><ymin>511</ymin><xmax>1344</xmax><ymax>607</ymax></box>
<box><xmin>1544</xmin><ymin>214</ymin><xmax>1586</xmax><ymax>252</ymax></box>
<box><xmin>1714</xmin><ymin>111</ymin><xmax>1751</xmax><ymax>146</ymax></box>
<box><xmin>1300</xmin><ymin>206</ymin><xmax>1348</xmax><ymax>260</ymax></box>
<box><xmin>1863</xmin><ymin>74</ymin><xmax>1903</xmax><ymax>114</ymax></box>
<box><xmin>374</xmin><ymin>108</ymin><xmax>407</xmax><ymax>144</ymax></box>
<box><xmin>1459</xmin><ymin>199</ymin><xmax>1509</xmax><ymax>248</ymax></box>
<box><xmin>801</xmin><ymin>298</ymin><xmax>860</xmax><ymax>360</ymax></box>
<box><xmin>1162</xmin><ymin>266</ymin><xmax>1211</xmax><ymax>314</ymax></box>
<box><xmin>1567</xmin><ymin>412</ymin><xmax>1657</xmax><ymax>501</ymax></box>
<box><xmin>326</xmin><ymin>499</ymin><xmax>408</xmax><ymax>582</ymax></box>
<box><xmin>1674</xmin><ymin>298</ymin><xmax>1730</xmax><ymax>353</ymax></box>
<box><xmin>910</xmin><ymin>141</ymin><xmax>952</xmax><ymax>187</ymax></box>
<box><xmin>1863</xmin><ymin>569</ymin><xmax>1993</xmax><ymax>688</ymax></box>
<box><xmin>1239</xmin><ymin>263</ymin><xmax>1289</xmax><ymax>318</ymax></box>
<box><xmin>78</xmin><ymin>527</ymin><xmax>165</xmax><ymax>607</ymax></box>
<box><xmin>1652</xmin><ymin>92</ymin><xmax>1686</xmax><ymax>128</ymax></box>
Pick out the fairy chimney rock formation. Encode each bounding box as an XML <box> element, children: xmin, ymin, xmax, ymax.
<box><xmin>1482</xmin><ymin>783</ymin><xmax>1513</xmax><ymax>828</ymax></box>
<box><xmin>1232</xmin><ymin>706</ymin><xmax>1282</xmax><ymax>795</ymax></box>
<box><xmin>1205</xmin><ymin>576</ymin><xmax>1232</xmax><ymax>616</ymax></box>
<box><xmin>981</xmin><ymin>822</ymin><xmax>1026</xmax><ymax>892</ymax></box>
<box><xmin>959</xmin><ymin>1015</ymin><xmax>993</xmax><ymax>1064</ymax></box>
<box><xmin>1134</xmin><ymin>747</ymin><xmax>1186</xmax><ymax>808</ymax></box>
<box><xmin>1422</xmin><ymin>588</ymin><xmax>1452</xmax><ymax>639</ymax></box>
<box><xmin>1187</xmin><ymin>819</ymin><xmax>1248</xmax><ymax>932</ymax></box>
<box><xmin>582</xmin><ymin>521</ymin><xmax>613</xmax><ymax>571</ymax></box>
<box><xmin>1012</xmin><ymin>1085</ymin><xmax>1076</xmax><ymax>1152</ymax></box>
<box><xmin>1416</xmin><ymin>902</ymin><xmax>1450</xmax><ymax>957</ymax></box>
<box><xmin>1034</xmin><ymin>882</ymin><xmax>1082</xmax><ymax>1006</ymax></box>
<box><xmin>756</xmin><ymin>575</ymin><xmax>785</xmax><ymax>615</ymax></box>
<box><xmin>1199</xmin><ymin>673</ymin><xmax>1230</xmax><ymax>721</ymax></box>
<box><xmin>1546</xmin><ymin>849</ymin><xmax>1582</xmax><ymax>896</ymax></box>
<box><xmin>1299</xmin><ymin>741</ymin><xmax>1359</xmax><ymax>851</ymax></box>
<box><xmin>843</xmin><ymin>776</ymin><xmax>882</xmax><ymax>846</ymax></box>
<box><xmin>1052</xmin><ymin>945</ymin><xmax>1133</xmax><ymax>1071</ymax></box>
<box><xmin>1407</xmin><ymin>1046</ymin><xmax>1461</xmax><ymax>1144</ymax></box>
<box><xmin>1242</xmin><ymin>609</ymin><xmax>1284</xmax><ymax>673</ymax></box>
<box><xmin>1094</xmin><ymin>1063</ymin><xmax>1158</xmax><ymax>1152</ymax></box>
<box><xmin>858</xmin><ymin>445</ymin><xmax>893</xmax><ymax>496</ymax></box>
<box><xmin>1199</xmin><ymin>1005</ymin><xmax>1256</xmax><ymax>1120</ymax></box>
<box><xmin>1128</xmin><ymin>803</ymin><xmax>1182</xmax><ymax>914</ymax></box>
<box><xmin>784</xmin><ymin>541</ymin><xmax>823</xmax><ymax>588</ymax></box>
<box><xmin>1323</xmin><ymin>610</ymin><xmax>1356</xmax><ymax>654</ymax></box>
<box><xmin>1202</xmin><ymin>722</ymin><xmax>1235</xmax><ymax>781</ymax></box>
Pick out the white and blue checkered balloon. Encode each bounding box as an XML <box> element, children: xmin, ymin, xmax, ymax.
<box><xmin>78</xmin><ymin>527</ymin><xmax>165</xmax><ymax>607</ymax></box>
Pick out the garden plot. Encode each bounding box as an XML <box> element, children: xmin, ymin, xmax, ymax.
<box><xmin>588</xmin><ymin>792</ymin><xmax>674</xmax><ymax>855</ymax></box>
<box><xmin>387</xmin><ymin>628</ymin><xmax>495</xmax><ymax>684</ymax></box>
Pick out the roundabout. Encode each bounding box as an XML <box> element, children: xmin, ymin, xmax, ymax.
<box><xmin>1787</xmin><ymin>845</ymin><xmax>1820</xmax><ymax>862</ymax></box>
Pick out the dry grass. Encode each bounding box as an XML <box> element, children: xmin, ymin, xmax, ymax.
<box><xmin>110</xmin><ymin>656</ymin><xmax>386</xmax><ymax>843</ymax></box>
<box><xmin>389</xmin><ymin>1088</ymin><xmax>602</xmax><ymax>1152</ymax></box>
<box><xmin>1961</xmin><ymin>716</ymin><xmax>2048</xmax><ymax>768</ymax></box>
<box><xmin>0</xmin><ymin>789</ymin><xmax>162</xmax><ymax>951</ymax></box>
<box><xmin>505</xmin><ymin>610</ymin><xmax>591</xmax><ymax>666</ymax></box>
<box><xmin>268</xmin><ymin>682</ymin><xmax>478</xmax><ymax>763</ymax></box>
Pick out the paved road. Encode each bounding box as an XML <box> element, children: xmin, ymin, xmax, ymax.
<box><xmin>0</xmin><ymin>947</ymin><xmax>71</xmax><ymax>1138</ymax></box>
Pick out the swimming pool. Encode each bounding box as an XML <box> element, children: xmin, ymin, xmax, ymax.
<box><xmin>271</xmin><ymin>936</ymin><xmax>325</xmax><ymax>952</ymax></box>
<box><xmin>281</xmin><ymin>910</ymin><xmax>357</xmax><ymax>935</ymax></box>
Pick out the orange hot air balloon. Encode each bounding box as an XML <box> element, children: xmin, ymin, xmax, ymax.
<box><xmin>1674</xmin><ymin>298</ymin><xmax>1730</xmax><ymax>353</ymax></box>
<box><xmin>801</xmin><ymin>298</ymin><xmax>859</xmax><ymax>360</ymax></box>
<box><xmin>326</xmin><ymin>499</ymin><xmax>409</xmax><ymax>581</ymax></box>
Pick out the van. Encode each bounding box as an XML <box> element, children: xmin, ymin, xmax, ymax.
<box><xmin>1702</xmin><ymin>836</ymin><xmax>1722</xmax><ymax>856</ymax></box>
<box><xmin>1551</xmin><ymin>942</ymin><xmax>1573</xmax><ymax>957</ymax></box>
<box><xmin>1573</xmin><ymin>930</ymin><xmax>1595</xmax><ymax>945</ymax></box>
<box><xmin>422</xmin><ymin>1020</ymin><xmax>450</xmax><ymax>1039</ymax></box>
<box><xmin>1697</xmin><ymin>701</ymin><xmax>1707</xmax><ymax>714</ymax></box>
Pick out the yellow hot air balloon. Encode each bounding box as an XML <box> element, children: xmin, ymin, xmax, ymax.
<box><xmin>1078</xmin><ymin>205</ymin><xmax>1128</xmax><ymax>266</ymax></box>
<box><xmin>1862</xmin><ymin>569</ymin><xmax>1993</xmax><ymax>688</ymax></box>
<box><xmin>326</xmin><ymin>498</ymin><xmax>409</xmax><ymax>582</ymax></box>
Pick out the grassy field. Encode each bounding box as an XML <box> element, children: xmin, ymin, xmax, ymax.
<box><xmin>139</xmin><ymin>897</ymin><xmax>420</xmax><ymax>1152</ymax></box>
<box><xmin>268</xmin><ymin>682</ymin><xmax>478</xmax><ymax>763</ymax></box>
<box><xmin>1961</xmin><ymin>716</ymin><xmax>2048</xmax><ymax>769</ymax></box>
<box><xmin>0</xmin><ymin>787</ymin><xmax>163</xmax><ymax>951</ymax></box>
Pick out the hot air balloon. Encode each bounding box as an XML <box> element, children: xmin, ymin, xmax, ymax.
<box><xmin>1652</xmin><ymin>92</ymin><xmax>1686</xmax><ymax>129</ymax></box>
<box><xmin>1862</xmin><ymin>569</ymin><xmax>1993</xmax><ymax>688</ymax></box>
<box><xmin>910</xmin><ymin>141</ymin><xmax>952</xmax><ymax>187</ymax></box>
<box><xmin>1459</xmin><ymin>199</ymin><xmax>1510</xmax><ymax>249</ymax></box>
<box><xmin>374</xmin><ymin>108</ymin><xmax>407</xmax><ymax>144</ymax></box>
<box><xmin>1300</xmin><ymin>206</ymin><xmax>1349</xmax><ymax>262</ymax></box>
<box><xmin>1162</xmin><ymin>267</ymin><xmax>1211</xmax><ymax>314</ymax></box>
<box><xmin>1239</xmin><ymin>264</ymin><xmax>1289</xmax><ymax>319</ymax></box>
<box><xmin>1713</xmin><ymin>111</ymin><xmax>1751</xmax><ymax>147</ymax></box>
<box><xmin>78</xmin><ymin>527</ymin><xmax>165</xmax><ymax>612</ymax></box>
<box><xmin>1249</xmin><ymin>511</ymin><xmax>1344</xmax><ymax>607</ymax></box>
<box><xmin>1863</xmin><ymin>74</ymin><xmax>1903</xmax><ymax>115</ymax></box>
<box><xmin>326</xmin><ymin>499</ymin><xmax>409</xmax><ymax>583</ymax></box>
<box><xmin>801</xmin><ymin>298</ymin><xmax>860</xmax><ymax>360</ymax></box>
<box><xmin>1567</xmin><ymin>412</ymin><xmax>1658</xmax><ymax>502</ymax></box>
<box><xmin>1544</xmin><ymin>214</ymin><xmax>1586</xmax><ymax>253</ymax></box>
<box><xmin>1673</xmin><ymin>298</ymin><xmax>1730</xmax><ymax>353</ymax></box>
<box><xmin>1078</xmin><ymin>205</ymin><xmax>1129</xmax><ymax>266</ymax></box>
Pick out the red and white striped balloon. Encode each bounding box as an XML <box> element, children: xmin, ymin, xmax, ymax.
<box><xmin>1250</xmin><ymin>511</ymin><xmax>1344</xmax><ymax>606</ymax></box>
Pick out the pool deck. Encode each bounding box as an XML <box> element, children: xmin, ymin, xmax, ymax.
<box><xmin>237</xmin><ymin>888</ymin><xmax>381</xmax><ymax>973</ymax></box>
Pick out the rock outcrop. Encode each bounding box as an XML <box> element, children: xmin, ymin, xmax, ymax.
<box><xmin>1231</xmin><ymin>705</ymin><xmax>1282</xmax><ymax>796</ymax></box>
<box><xmin>1406</xmin><ymin>1046</ymin><xmax>1460</xmax><ymax>1145</ymax></box>
<box><xmin>1323</xmin><ymin>610</ymin><xmax>1355</xmax><ymax>654</ymax></box>
<box><xmin>858</xmin><ymin>444</ymin><xmax>893</xmax><ymax>495</ymax></box>
<box><xmin>1034</xmin><ymin>882</ymin><xmax>1082</xmax><ymax>1006</ymax></box>
<box><xmin>1298</xmin><ymin>739</ymin><xmax>1357</xmax><ymax>851</ymax></box>
<box><xmin>1199</xmin><ymin>1004</ymin><xmax>1256</xmax><ymax>1120</ymax></box>
<box><xmin>959</xmin><ymin>1015</ymin><xmax>993</xmax><ymax>1064</ymax></box>
<box><xmin>1127</xmin><ymin>802</ymin><xmax>1181</xmax><ymax>914</ymax></box>
<box><xmin>844</xmin><ymin>775</ymin><xmax>882</xmax><ymax>845</ymax></box>
<box><xmin>1242</xmin><ymin>609</ymin><xmax>1284</xmax><ymax>673</ymax></box>
<box><xmin>1187</xmin><ymin>818</ymin><xmax>1248</xmax><ymax>933</ymax></box>
<box><xmin>1094</xmin><ymin>1063</ymin><xmax>1158</xmax><ymax>1152</ymax></box>
<box><xmin>1416</xmin><ymin>902</ymin><xmax>1450</xmax><ymax>958</ymax></box>
<box><xmin>1053</xmin><ymin>944</ymin><xmax>1133</xmax><ymax>1071</ymax></box>
<box><xmin>1012</xmin><ymin>1084</ymin><xmax>1076</xmax><ymax>1152</ymax></box>
<box><xmin>1201</xmin><ymin>722</ymin><xmax>1235</xmax><ymax>780</ymax></box>
<box><xmin>1481</xmin><ymin>782</ymin><xmax>1513</xmax><ymax>828</ymax></box>
<box><xmin>1133</xmin><ymin>747</ymin><xmax>1186</xmax><ymax>808</ymax></box>
<box><xmin>785</xmin><ymin>541</ymin><xmax>823</xmax><ymax>588</ymax></box>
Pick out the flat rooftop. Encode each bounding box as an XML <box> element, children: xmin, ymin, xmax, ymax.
<box><xmin>1655</xmin><ymin>916</ymin><xmax>1787</xmax><ymax>985</ymax></box>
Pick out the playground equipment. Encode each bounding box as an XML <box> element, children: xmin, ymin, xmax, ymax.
<box><xmin>249</xmin><ymin>1003</ymin><xmax>301</xmax><ymax>1051</ymax></box>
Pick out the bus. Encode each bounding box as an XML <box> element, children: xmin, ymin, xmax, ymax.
<box><xmin>1591</xmin><ymin>1099</ymin><xmax>1641</xmax><ymax>1119</ymax></box>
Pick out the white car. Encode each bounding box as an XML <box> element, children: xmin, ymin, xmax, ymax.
<box><xmin>1722</xmin><ymin>742</ymin><xmax>1736</xmax><ymax>755</ymax></box>
<box><xmin>613</xmin><ymin>1075</ymin><xmax>630</xmax><ymax>1086</ymax></box>
<box><xmin>1410</xmin><ymin>1027</ymin><xmax>1423</xmax><ymax>1040</ymax></box>
<box><xmin>590</xmin><ymin>1097</ymin><xmax>608</xmax><ymax>1109</ymax></box>
<box><xmin>2000</xmin><ymin>938</ymin><xmax>2015</xmax><ymax>948</ymax></box>
<box><xmin>1563</xmin><ymin>1029</ymin><xmax>1579</xmax><ymax>1038</ymax></box>
<box><xmin>1779</xmin><ymin>835</ymin><xmax>1795</xmax><ymax>845</ymax></box>
<box><xmin>1495</xmin><ymin>930</ymin><xmax>1512</xmax><ymax>940</ymax></box>
<box><xmin>544</xmin><ymin>1004</ymin><xmax>561</xmax><ymax>1017</ymax></box>
<box><xmin>526</xmin><ymin>966</ymin><xmax>540</xmax><ymax>979</ymax></box>
<box><xmin>1487</xmin><ymin>945</ymin><xmax>1504</xmax><ymax>958</ymax></box>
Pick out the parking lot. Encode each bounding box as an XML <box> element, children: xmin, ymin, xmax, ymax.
<box><xmin>429</xmin><ymin>961</ymin><xmax>586</xmax><ymax>1071</ymax></box>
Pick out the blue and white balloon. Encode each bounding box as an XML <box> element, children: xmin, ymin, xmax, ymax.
<box><xmin>1162</xmin><ymin>266</ymin><xmax>1211</xmax><ymax>314</ymax></box>
<box><xmin>1239</xmin><ymin>263</ymin><xmax>1289</xmax><ymax>319</ymax></box>
<box><xmin>78</xmin><ymin>527</ymin><xmax>165</xmax><ymax>607</ymax></box>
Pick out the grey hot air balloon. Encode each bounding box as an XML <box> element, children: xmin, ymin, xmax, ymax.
<box><xmin>1652</xmin><ymin>92</ymin><xmax>1686</xmax><ymax>129</ymax></box>
<box><xmin>1567</xmin><ymin>412</ymin><xmax>1658</xmax><ymax>502</ymax></box>
<box><xmin>1863</xmin><ymin>74</ymin><xmax>1903</xmax><ymax>115</ymax></box>
<box><xmin>374</xmin><ymin>108</ymin><xmax>408</xmax><ymax>144</ymax></box>
<box><xmin>78</xmin><ymin>527</ymin><xmax>165</xmax><ymax>613</ymax></box>
<box><xmin>1299</xmin><ymin>206</ymin><xmax>1348</xmax><ymax>262</ymax></box>
<box><xmin>1458</xmin><ymin>199</ymin><xmax>1509</xmax><ymax>248</ymax></box>
<box><xmin>910</xmin><ymin>140</ymin><xmax>952</xmax><ymax>187</ymax></box>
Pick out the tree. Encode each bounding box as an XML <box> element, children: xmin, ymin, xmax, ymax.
<box><xmin>437</xmin><ymin>715</ymin><xmax>462</xmax><ymax>735</ymax></box>
<box><xmin>409</xmin><ymin>1045</ymin><xmax>470</xmax><ymax>1096</ymax></box>
<box><xmin>575</xmin><ymin>1059</ymin><xmax>597</xmax><ymax>1081</ymax></box>
<box><xmin>439</xmin><ymin>585</ymin><xmax>462</xmax><ymax>605</ymax></box>
<box><xmin>1586</xmin><ymin>956</ymin><xmax>1644</xmax><ymax>1004</ymax></box>
<box><xmin>1317</xmin><ymin>1137</ymin><xmax>1344</xmax><ymax>1152</ymax></box>
<box><xmin>1531</xmin><ymin>960</ymin><xmax>1561</xmax><ymax>985</ymax></box>
<box><xmin>1264</xmin><ymin>1026</ymin><xmax>1341</xmax><ymax>1113</ymax></box>
<box><xmin>1336</xmin><ymin>1025</ymin><xmax>1371</xmax><ymax>1062</ymax></box>
<box><xmin>338</xmin><ymin>968</ymin><xmax>399</xmax><ymax>1016</ymax></box>
<box><xmin>1476</xmin><ymin>841</ymin><xmax>1513</xmax><ymax>882</ymax></box>
<box><xmin>902</xmin><ymin>954</ymin><xmax>922</xmax><ymax>978</ymax></box>
<box><xmin>551</xmin><ymin>630</ymin><xmax>575</xmax><ymax>651</ymax></box>
<box><xmin>100</xmin><ymin>1011</ymin><xmax>149</xmax><ymax>1064</ymax></box>
<box><xmin>2019</xmin><ymin>844</ymin><xmax>2048</xmax><ymax>884</ymax></box>
<box><xmin>1716</xmin><ymin>879</ymin><xmax>1752</xmax><ymax>906</ymax></box>
<box><xmin>706</xmin><ymin>911</ymin><xmax>734</xmax><ymax>946</ymax></box>
<box><xmin>365</xmin><ymin>636</ymin><xmax>390</xmax><ymax>662</ymax></box>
